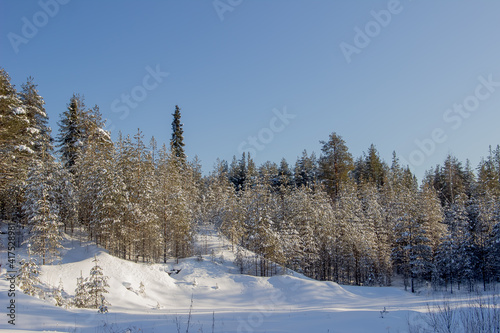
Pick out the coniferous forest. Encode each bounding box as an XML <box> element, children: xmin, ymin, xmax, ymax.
<box><xmin>1</xmin><ymin>68</ymin><xmax>499</xmax><ymax>294</ymax></box>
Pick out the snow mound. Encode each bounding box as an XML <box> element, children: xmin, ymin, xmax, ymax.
<box><xmin>0</xmin><ymin>230</ymin><xmax>454</xmax><ymax>332</ymax></box>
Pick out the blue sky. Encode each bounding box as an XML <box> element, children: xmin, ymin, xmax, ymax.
<box><xmin>1</xmin><ymin>0</ymin><xmax>499</xmax><ymax>179</ymax></box>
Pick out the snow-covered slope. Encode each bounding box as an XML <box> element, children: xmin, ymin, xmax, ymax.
<box><xmin>0</xmin><ymin>230</ymin><xmax>486</xmax><ymax>333</ymax></box>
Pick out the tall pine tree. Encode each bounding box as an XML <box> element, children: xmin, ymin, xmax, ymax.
<box><xmin>57</xmin><ymin>94</ymin><xmax>88</xmax><ymax>173</ymax></box>
<box><xmin>171</xmin><ymin>105</ymin><xmax>186</xmax><ymax>163</ymax></box>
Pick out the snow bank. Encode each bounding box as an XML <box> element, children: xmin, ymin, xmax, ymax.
<box><xmin>3</xmin><ymin>231</ymin><xmax>491</xmax><ymax>332</ymax></box>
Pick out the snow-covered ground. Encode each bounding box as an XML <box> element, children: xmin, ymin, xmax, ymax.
<box><xmin>1</xmin><ymin>227</ymin><xmax>498</xmax><ymax>333</ymax></box>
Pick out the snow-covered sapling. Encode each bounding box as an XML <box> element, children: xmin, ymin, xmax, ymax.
<box><xmin>73</xmin><ymin>272</ymin><xmax>88</xmax><ymax>308</ymax></box>
<box><xmin>87</xmin><ymin>255</ymin><xmax>110</xmax><ymax>309</ymax></box>
<box><xmin>16</xmin><ymin>246</ymin><xmax>42</xmax><ymax>297</ymax></box>
<box><xmin>53</xmin><ymin>279</ymin><xmax>65</xmax><ymax>307</ymax></box>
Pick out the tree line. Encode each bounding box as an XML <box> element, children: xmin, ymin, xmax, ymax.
<box><xmin>1</xmin><ymin>68</ymin><xmax>499</xmax><ymax>293</ymax></box>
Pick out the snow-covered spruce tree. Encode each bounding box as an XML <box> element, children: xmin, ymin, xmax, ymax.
<box><xmin>53</xmin><ymin>278</ymin><xmax>65</xmax><ymax>307</ymax></box>
<box><xmin>330</xmin><ymin>187</ymin><xmax>354</xmax><ymax>284</ymax></box>
<box><xmin>277</xmin><ymin>158</ymin><xmax>293</xmax><ymax>188</ymax></box>
<box><xmin>3</xmin><ymin>76</ymin><xmax>52</xmax><ymax>225</ymax></box>
<box><xmin>228</xmin><ymin>154</ymin><xmax>244</xmax><ymax>191</ymax></box>
<box><xmin>293</xmin><ymin>150</ymin><xmax>318</xmax><ymax>189</ymax></box>
<box><xmin>19</xmin><ymin>76</ymin><xmax>52</xmax><ymax>160</ymax></box>
<box><xmin>246</xmin><ymin>153</ymin><xmax>259</xmax><ymax>187</ymax></box>
<box><xmin>86</xmin><ymin>255</ymin><xmax>110</xmax><ymax>309</ymax></box>
<box><xmin>118</xmin><ymin>129</ymin><xmax>161</xmax><ymax>262</ymax></box>
<box><xmin>278</xmin><ymin>193</ymin><xmax>301</xmax><ymax>273</ymax></box>
<box><xmin>435</xmin><ymin>193</ymin><xmax>470</xmax><ymax>293</ymax></box>
<box><xmin>53</xmin><ymin>165</ymin><xmax>77</xmax><ymax>235</ymax></box>
<box><xmin>290</xmin><ymin>186</ymin><xmax>320</xmax><ymax>278</ymax></box>
<box><xmin>23</xmin><ymin>145</ymin><xmax>63</xmax><ymax>265</ymax></box>
<box><xmin>310</xmin><ymin>186</ymin><xmax>337</xmax><ymax>282</ymax></box>
<box><xmin>391</xmin><ymin>183</ymin><xmax>433</xmax><ymax>293</ymax></box>
<box><xmin>240</xmin><ymin>179</ymin><xmax>282</xmax><ymax>277</ymax></box>
<box><xmin>333</xmin><ymin>180</ymin><xmax>375</xmax><ymax>285</ymax></box>
<box><xmin>0</xmin><ymin>69</ymin><xmax>36</xmax><ymax>224</ymax></box>
<box><xmin>91</xmin><ymin>144</ymin><xmax>129</xmax><ymax>257</ymax></box>
<box><xmin>227</xmin><ymin>152</ymin><xmax>258</xmax><ymax>190</ymax></box>
<box><xmin>418</xmin><ymin>184</ymin><xmax>446</xmax><ymax>254</ymax></box>
<box><xmin>432</xmin><ymin>154</ymin><xmax>469</xmax><ymax>207</ymax></box>
<box><xmin>16</xmin><ymin>244</ymin><xmax>42</xmax><ymax>297</ymax></box>
<box><xmin>359</xmin><ymin>182</ymin><xmax>391</xmax><ymax>286</ymax></box>
<box><xmin>417</xmin><ymin>183</ymin><xmax>446</xmax><ymax>287</ymax></box>
<box><xmin>73</xmin><ymin>271</ymin><xmax>88</xmax><ymax>308</ymax></box>
<box><xmin>114</xmin><ymin>133</ymin><xmax>137</xmax><ymax>260</ymax></box>
<box><xmin>450</xmin><ymin>194</ymin><xmax>475</xmax><ymax>291</ymax></box>
<box><xmin>73</xmin><ymin>105</ymin><xmax>113</xmax><ymax>238</ymax></box>
<box><xmin>477</xmin><ymin>146</ymin><xmax>500</xmax><ymax>285</ymax></box>
<box><xmin>466</xmin><ymin>193</ymin><xmax>498</xmax><ymax>291</ymax></box>
<box><xmin>57</xmin><ymin>94</ymin><xmax>88</xmax><ymax>174</ymax></box>
<box><xmin>75</xmin><ymin>111</ymin><xmax>115</xmax><ymax>246</ymax></box>
<box><xmin>477</xmin><ymin>145</ymin><xmax>500</xmax><ymax>197</ymax></box>
<box><xmin>150</xmin><ymin>108</ymin><xmax>197</xmax><ymax>263</ymax></box>
<box><xmin>0</xmin><ymin>68</ymin><xmax>22</xmax><ymax>194</ymax></box>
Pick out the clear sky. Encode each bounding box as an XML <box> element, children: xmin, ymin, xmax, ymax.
<box><xmin>1</xmin><ymin>0</ymin><xmax>499</xmax><ymax>179</ymax></box>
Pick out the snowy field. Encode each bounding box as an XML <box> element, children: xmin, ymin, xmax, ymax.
<box><xmin>1</xmin><ymin>229</ymin><xmax>498</xmax><ymax>333</ymax></box>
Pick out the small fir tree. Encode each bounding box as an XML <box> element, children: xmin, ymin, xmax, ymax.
<box><xmin>73</xmin><ymin>272</ymin><xmax>88</xmax><ymax>308</ymax></box>
<box><xmin>53</xmin><ymin>278</ymin><xmax>65</xmax><ymax>307</ymax></box>
<box><xmin>16</xmin><ymin>245</ymin><xmax>42</xmax><ymax>297</ymax></box>
<box><xmin>86</xmin><ymin>255</ymin><xmax>110</xmax><ymax>309</ymax></box>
